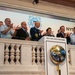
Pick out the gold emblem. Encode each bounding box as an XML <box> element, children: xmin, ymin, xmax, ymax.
<box><xmin>35</xmin><ymin>33</ymin><xmax>38</xmax><ymax>37</ymax></box>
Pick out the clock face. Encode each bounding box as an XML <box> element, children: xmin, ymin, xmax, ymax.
<box><xmin>50</xmin><ymin>45</ymin><xmax>66</xmax><ymax>65</ymax></box>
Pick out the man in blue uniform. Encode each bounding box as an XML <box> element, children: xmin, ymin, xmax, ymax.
<box><xmin>30</xmin><ymin>21</ymin><xmax>43</xmax><ymax>41</ymax></box>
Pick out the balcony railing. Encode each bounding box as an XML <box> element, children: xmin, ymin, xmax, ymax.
<box><xmin>0</xmin><ymin>38</ymin><xmax>75</xmax><ymax>75</ymax></box>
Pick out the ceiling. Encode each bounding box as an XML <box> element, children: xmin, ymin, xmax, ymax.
<box><xmin>41</xmin><ymin>0</ymin><xmax>75</xmax><ymax>8</ymax></box>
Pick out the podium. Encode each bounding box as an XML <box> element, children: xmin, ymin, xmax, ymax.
<box><xmin>39</xmin><ymin>36</ymin><xmax>69</xmax><ymax>75</ymax></box>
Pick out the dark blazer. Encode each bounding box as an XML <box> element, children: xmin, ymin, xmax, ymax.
<box><xmin>30</xmin><ymin>27</ymin><xmax>42</xmax><ymax>41</ymax></box>
<box><xmin>56</xmin><ymin>32</ymin><xmax>65</xmax><ymax>38</ymax></box>
<box><xmin>66</xmin><ymin>36</ymin><xmax>71</xmax><ymax>44</ymax></box>
<box><xmin>14</xmin><ymin>28</ymin><xmax>29</xmax><ymax>40</ymax></box>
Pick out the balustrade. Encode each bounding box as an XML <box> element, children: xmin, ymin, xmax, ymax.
<box><xmin>0</xmin><ymin>38</ymin><xmax>75</xmax><ymax>75</ymax></box>
<box><xmin>4</xmin><ymin>43</ymin><xmax>21</xmax><ymax>65</ymax></box>
<box><xmin>4</xmin><ymin>43</ymin><xmax>9</xmax><ymax>64</ymax></box>
<box><xmin>32</xmin><ymin>46</ymin><xmax>44</xmax><ymax>65</ymax></box>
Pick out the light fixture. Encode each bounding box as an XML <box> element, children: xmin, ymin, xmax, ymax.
<box><xmin>32</xmin><ymin>0</ymin><xmax>39</xmax><ymax>4</ymax></box>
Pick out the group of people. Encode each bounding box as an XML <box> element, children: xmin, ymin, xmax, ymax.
<box><xmin>0</xmin><ymin>18</ymin><xmax>75</xmax><ymax>45</ymax></box>
<box><xmin>57</xmin><ymin>26</ymin><xmax>75</xmax><ymax>45</ymax></box>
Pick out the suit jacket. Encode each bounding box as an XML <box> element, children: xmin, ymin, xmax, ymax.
<box><xmin>30</xmin><ymin>27</ymin><xmax>42</xmax><ymax>41</ymax></box>
<box><xmin>56</xmin><ymin>32</ymin><xmax>65</xmax><ymax>38</ymax></box>
<box><xmin>66</xmin><ymin>36</ymin><xmax>71</xmax><ymax>44</ymax></box>
<box><xmin>15</xmin><ymin>28</ymin><xmax>29</xmax><ymax>40</ymax></box>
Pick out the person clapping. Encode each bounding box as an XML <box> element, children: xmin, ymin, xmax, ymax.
<box><xmin>30</xmin><ymin>21</ymin><xmax>43</xmax><ymax>41</ymax></box>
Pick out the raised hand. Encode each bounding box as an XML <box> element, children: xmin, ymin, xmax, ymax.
<box><xmin>39</xmin><ymin>30</ymin><xmax>43</xmax><ymax>33</ymax></box>
<box><xmin>9</xmin><ymin>23</ymin><xmax>13</xmax><ymax>28</ymax></box>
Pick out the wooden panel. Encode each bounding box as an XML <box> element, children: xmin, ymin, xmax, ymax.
<box><xmin>42</xmin><ymin>0</ymin><xmax>75</xmax><ymax>8</ymax></box>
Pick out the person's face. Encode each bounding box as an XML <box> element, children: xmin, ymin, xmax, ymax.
<box><xmin>47</xmin><ymin>29</ymin><xmax>52</xmax><ymax>34</ymax></box>
<box><xmin>35</xmin><ymin>22</ymin><xmax>40</xmax><ymax>28</ymax></box>
<box><xmin>0</xmin><ymin>22</ymin><xmax>3</xmax><ymax>26</ymax></box>
<box><xmin>5</xmin><ymin>18</ymin><xmax>11</xmax><ymax>26</ymax></box>
<box><xmin>21</xmin><ymin>22</ymin><xmax>27</xmax><ymax>30</ymax></box>
<box><xmin>61</xmin><ymin>26</ymin><xmax>65</xmax><ymax>32</ymax></box>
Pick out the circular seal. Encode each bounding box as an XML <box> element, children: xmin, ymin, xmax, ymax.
<box><xmin>50</xmin><ymin>45</ymin><xmax>66</xmax><ymax>65</ymax></box>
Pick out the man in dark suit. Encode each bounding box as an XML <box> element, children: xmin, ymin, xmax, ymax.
<box><xmin>30</xmin><ymin>22</ymin><xmax>43</xmax><ymax>41</ymax></box>
<box><xmin>56</xmin><ymin>26</ymin><xmax>67</xmax><ymax>38</ymax></box>
<box><xmin>13</xmin><ymin>21</ymin><xmax>30</xmax><ymax>40</ymax></box>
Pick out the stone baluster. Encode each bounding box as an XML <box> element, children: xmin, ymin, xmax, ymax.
<box><xmin>41</xmin><ymin>47</ymin><xmax>44</xmax><ymax>65</ymax></box>
<box><xmin>68</xmin><ymin>49</ymin><xmax>71</xmax><ymax>64</ymax></box>
<box><xmin>32</xmin><ymin>46</ymin><xmax>36</xmax><ymax>64</ymax></box>
<box><xmin>35</xmin><ymin>47</ymin><xmax>37</xmax><ymax>64</ymax></box>
<box><xmin>10</xmin><ymin>44</ymin><xmax>15</xmax><ymax>64</ymax></box>
<box><xmin>37</xmin><ymin>46</ymin><xmax>40</xmax><ymax>65</ymax></box>
<box><xmin>4</xmin><ymin>44</ymin><xmax>10</xmax><ymax>64</ymax></box>
<box><xmin>16</xmin><ymin>44</ymin><xmax>20</xmax><ymax>64</ymax></box>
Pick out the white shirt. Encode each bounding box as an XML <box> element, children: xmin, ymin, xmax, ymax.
<box><xmin>0</xmin><ymin>25</ymin><xmax>14</xmax><ymax>39</ymax></box>
<box><xmin>70</xmin><ymin>33</ymin><xmax>75</xmax><ymax>45</ymax></box>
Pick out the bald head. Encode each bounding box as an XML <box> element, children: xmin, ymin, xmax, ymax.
<box><xmin>35</xmin><ymin>22</ymin><xmax>40</xmax><ymax>28</ymax></box>
<box><xmin>21</xmin><ymin>21</ymin><xmax>27</xmax><ymax>30</ymax></box>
